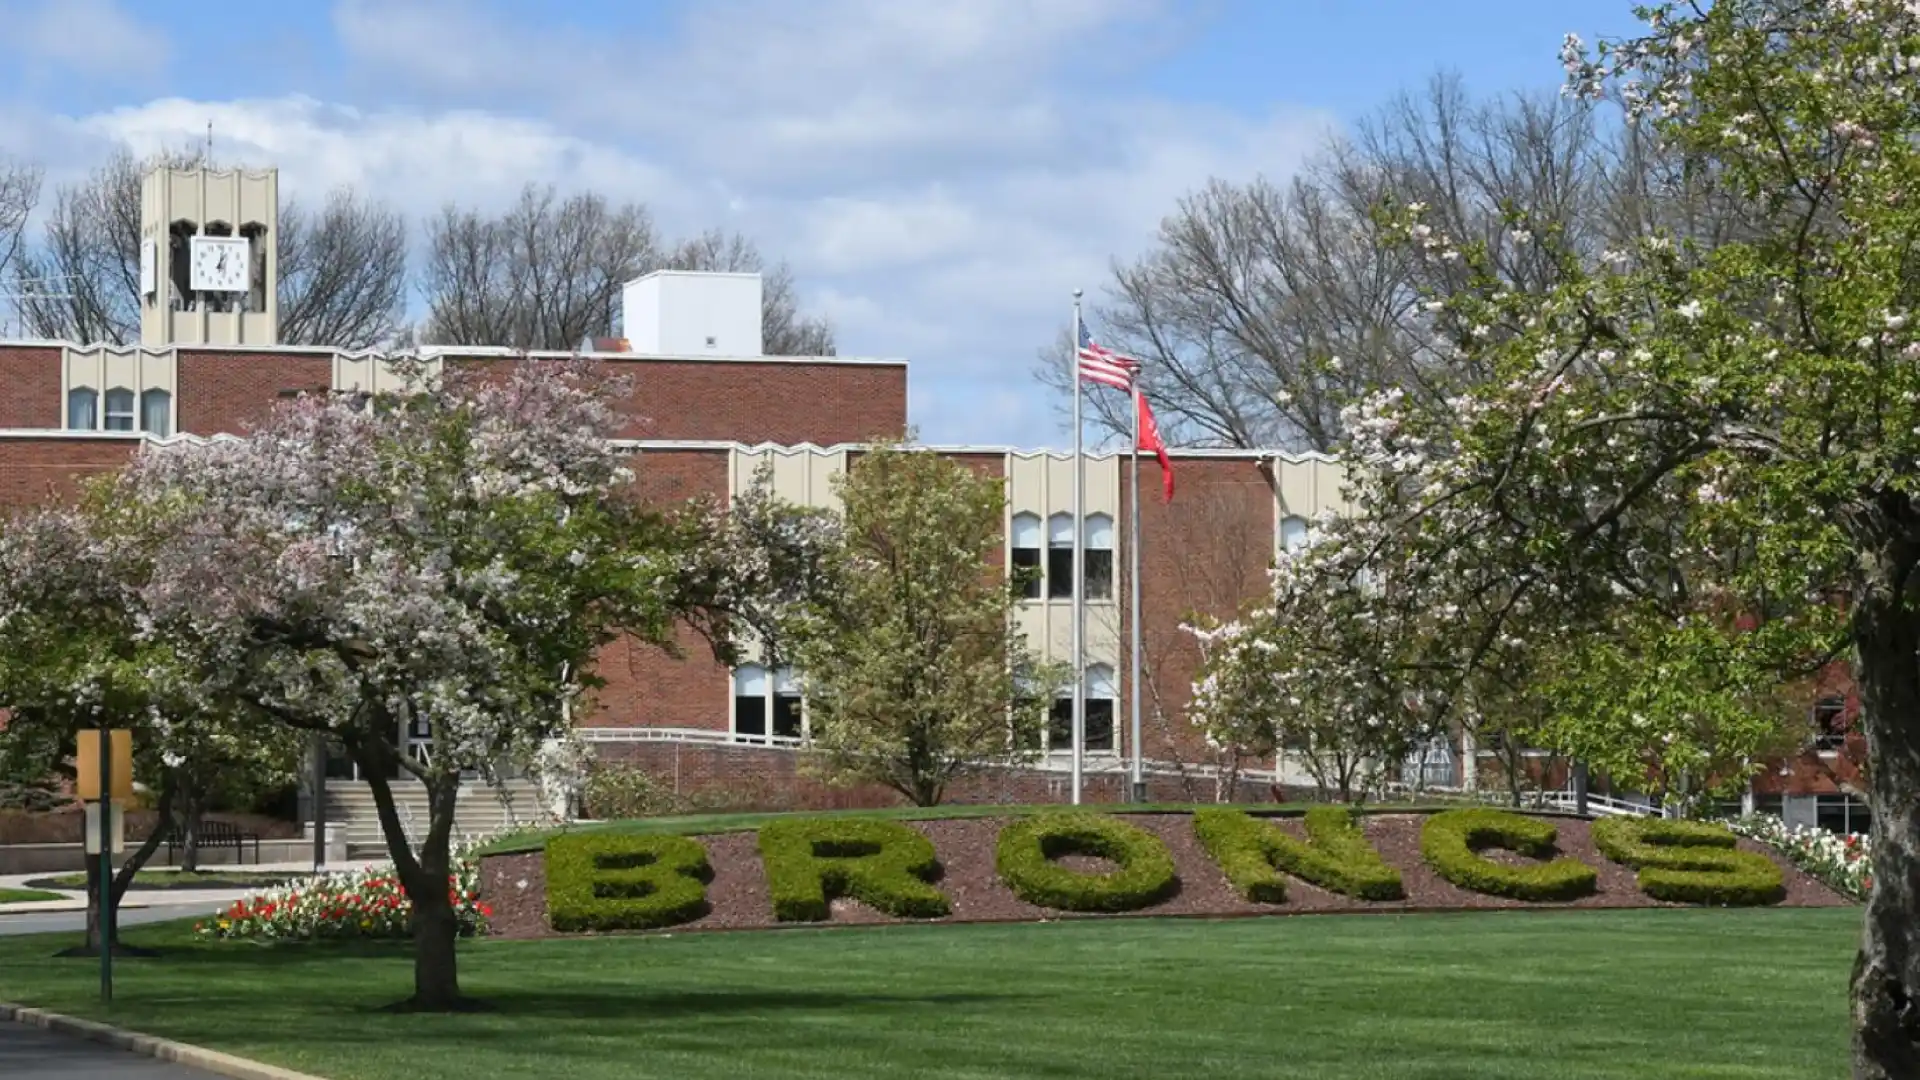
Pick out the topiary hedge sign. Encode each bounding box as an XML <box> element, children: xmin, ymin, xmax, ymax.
<box><xmin>534</xmin><ymin>808</ymin><xmax>1808</xmax><ymax>933</ymax></box>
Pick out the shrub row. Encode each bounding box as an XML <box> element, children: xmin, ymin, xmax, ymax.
<box><xmin>546</xmin><ymin>832</ymin><xmax>713</xmax><ymax>932</ymax></box>
<box><xmin>1420</xmin><ymin>809</ymin><xmax>1598</xmax><ymax>902</ymax></box>
<box><xmin>1592</xmin><ymin>817</ymin><xmax>1785</xmax><ymax>906</ymax></box>
<box><xmin>995</xmin><ymin>812</ymin><xmax>1180</xmax><ymax>912</ymax></box>
<box><xmin>1194</xmin><ymin>806</ymin><xmax>1404</xmax><ymax>902</ymax></box>
<box><xmin>757</xmin><ymin>817</ymin><xmax>952</xmax><ymax>921</ymax></box>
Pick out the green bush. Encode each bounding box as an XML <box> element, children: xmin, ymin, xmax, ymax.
<box><xmin>1420</xmin><ymin>809</ymin><xmax>1598</xmax><ymax>902</ymax></box>
<box><xmin>757</xmin><ymin>817</ymin><xmax>951</xmax><ymax>921</ymax></box>
<box><xmin>545</xmin><ymin>832</ymin><xmax>713</xmax><ymax>932</ymax></box>
<box><xmin>581</xmin><ymin>762</ymin><xmax>684</xmax><ymax>820</ymax></box>
<box><xmin>1194</xmin><ymin>806</ymin><xmax>1404</xmax><ymax>902</ymax></box>
<box><xmin>1592</xmin><ymin>816</ymin><xmax>1785</xmax><ymax>906</ymax></box>
<box><xmin>995</xmin><ymin>812</ymin><xmax>1179</xmax><ymax>913</ymax></box>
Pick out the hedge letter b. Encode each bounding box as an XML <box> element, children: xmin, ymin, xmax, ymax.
<box><xmin>545</xmin><ymin>833</ymin><xmax>712</xmax><ymax>932</ymax></box>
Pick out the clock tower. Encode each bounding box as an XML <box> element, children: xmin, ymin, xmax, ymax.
<box><xmin>138</xmin><ymin>165</ymin><xmax>279</xmax><ymax>347</ymax></box>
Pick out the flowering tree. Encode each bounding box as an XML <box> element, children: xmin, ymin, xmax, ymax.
<box><xmin>1192</xmin><ymin>2</ymin><xmax>1920</xmax><ymax>1072</ymax></box>
<box><xmin>0</xmin><ymin>494</ymin><xmax>301</xmax><ymax>954</ymax></box>
<box><xmin>118</xmin><ymin>358</ymin><xmax>832</xmax><ymax>1010</ymax></box>
<box><xmin>787</xmin><ymin>442</ymin><xmax>1063</xmax><ymax>806</ymax></box>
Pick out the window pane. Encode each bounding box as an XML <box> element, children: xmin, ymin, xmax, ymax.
<box><xmin>1047</xmin><ymin>548</ymin><xmax>1074</xmax><ymax>599</ymax></box>
<box><xmin>1011</xmin><ymin>546</ymin><xmax>1042</xmax><ymax>599</ymax></box>
<box><xmin>1048</xmin><ymin>699</ymin><xmax>1073</xmax><ymax>750</ymax></box>
<box><xmin>1084</xmin><ymin>550</ymin><xmax>1113</xmax><ymax>600</ymax></box>
<box><xmin>1086</xmin><ymin>700</ymin><xmax>1115</xmax><ymax>751</ymax></box>
<box><xmin>772</xmin><ymin>666</ymin><xmax>799</xmax><ymax>694</ymax></box>
<box><xmin>732</xmin><ymin>664</ymin><xmax>768</xmax><ymax>696</ymax></box>
<box><xmin>140</xmin><ymin>388</ymin><xmax>172</xmax><ymax>437</ymax></box>
<box><xmin>66</xmin><ymin>388</ymin><xmax>97</xmax><ymax>430</ymax></box>
<box><xmin>735</xmin><ymin>695</ymin><xmax>767</xmax><ymax>737</ymax></box>
<box><xmin>1011</xmin><ymin>512</ymin><xmax>1043</xmax><ymax>548</ymax></box>
<box><xmin>104</xmin><ymin>387</ymin><xmax>135</xmax><ymax>431</ymax></box>
<box><xmin>772</xmin><ymin>694</ymin><xmax>803</xmax><ymax>739</ymax></box>
<box><xmin>1086</xmin><ymin>665</ymin><xmax>1116</xmax><ymax>699</ymax></box>
<box><xmin>1047</xmin><ymin>512</ymin><xmax>1075</xmax><ymax>547</ymax></box>
<box><xmin>1280</xmin><ymin>515</ymin><xmax>1311</xmax><ymax>553</ymax></box>
<box><xmin>1812</xmin><ymin>697</ymin><xmax>1846</xmax><ymax>750</ymax></box>
<box><xmin>1085</xmin><ymin>513</ymin><xmax>1114</xmax><ymax>549</ymax></box>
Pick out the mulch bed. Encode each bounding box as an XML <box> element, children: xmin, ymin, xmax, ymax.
<box><xmin>478</xmin><ymin>812</ymin><xmax>1850</xmax><ymax>941</ymax></box>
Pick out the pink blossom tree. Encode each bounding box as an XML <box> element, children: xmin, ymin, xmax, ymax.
<box><xmin>117</xmin><ymin>357</ymin><xmax>835</xmax><ymax>1010</ymax></box>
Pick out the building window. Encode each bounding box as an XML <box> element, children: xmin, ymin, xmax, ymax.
<box><xmin>1046</xmin><ymin>512</ymin><xmax>1075</xmax><ymax>600</ymax></box>
<box><xmin>1010</xmin><ymin>512</ymin><xmax>1043</xmax><ymax>600</ymax></box>
<box><xmin>1816</xmin><ymin>794</ymin><xmax>1870</xmax><ymax>836</ymax></box>
<box><xmin>772</xmin><ymin>666</ymin><xmax>803</xmax><ymax>740</ymax></box>
<box><xmin>733</xmin><ymin>664</ymin><xmax>768</xmax><ymax>739</ymax></box>
<box><xmin>1084</xmin><ymin>513</ymin><xmax>1114</xmax><ymax>601</ymax></box>
<box><xmin>1280</xmin><ymin>514</ymin><xmax>1311</xmax><ymax>554</ymax></box>
<box><xmin>1812</xmin><ymin>696</ymin><xmax>1847</xmax><ymax>751</ymax></box>
<box><xmin>1046</xmin><ymin>664</ymin><xmax>1117</xmax><ymax>753</ymax></box>
<box><xmin>103</xmin><ymin>387</ymin><xmax>136</xmax><ymax>431</ymax></box>
<box><xmin>140</xmin><ymin>388</ymin><xmax>172</xmax><ymax>437</ymax></box>
<box><xmin>66</xmin><ymin>387</ymin><xmax>98</xmax><ymax>430</ymax></box>
<box><xmin>733</xmin><ymin>663</ymin><xmax>804</xmax><ymax>743</ymax></box>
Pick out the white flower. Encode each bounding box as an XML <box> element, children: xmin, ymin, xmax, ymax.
<box><xmin>1677</xmin><ymin>300</ymin><xmax>1705</xmax><ymax>320</ymax></box>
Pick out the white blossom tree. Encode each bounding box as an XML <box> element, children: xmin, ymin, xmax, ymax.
<box><xmin>1192</xmin><ymin>3</ymin><xmax>1920</xmax><ymax>1072</ymax></box>
<box><xmin>0</xmin><ymin>494</ymin><xmax>301</xmax><ymax>955</ymax></box>
<box><xmin>115</xmin><ymin>357</ymin><xmax>835</xmax><ymax>1009</ymax></box>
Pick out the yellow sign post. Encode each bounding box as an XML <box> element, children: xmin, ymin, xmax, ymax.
<box><xmin>77</xmin><ymin>728</ymin><xmax>130</xmax><ymax>1003</ymax></box>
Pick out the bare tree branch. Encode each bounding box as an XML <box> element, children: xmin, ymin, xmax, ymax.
<box><xmin>276</xmin><ymin>188</ymin><xmax>408</xmax><ymax>348</ymax></box>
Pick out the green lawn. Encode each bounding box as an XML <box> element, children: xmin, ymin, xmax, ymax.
<box><xmin>0</xmin><ymin>908</ymin><xmax>1858</xmax><ymax>1079</ymax></box>
<box><xmin>0</xmin><ymin>887</ymin><xmax>63</xmax><ymax>903</ymax></box>
<box><xmin>26</xmin><ymin>869</ymin><xmax>302</xmax><ymax>891</ymax></box>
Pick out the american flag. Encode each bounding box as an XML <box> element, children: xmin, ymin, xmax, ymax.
<box><xmin>1077</xmin><ymin>320</ymin><xmax>1139</xmax><ymax>391</ymax></box>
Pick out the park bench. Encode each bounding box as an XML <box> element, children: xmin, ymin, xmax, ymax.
<box><xmin>165</xmin><ymin>818</ymin><xmax>263</xmax><ymax>866</ymax></box>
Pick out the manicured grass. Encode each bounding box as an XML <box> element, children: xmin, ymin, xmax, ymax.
<box><xmin>0</xmin><ymin>887</ymin><xmax>64</xmax><ymax>903</ymax></box>
<box><xmin>477</xmin><ymin>801</ymin><xmax>1513</xmax><ymax>856</ymax></box>
<box><xmin>0</xmin><ymin>908</ymin><xmax>1856</xmax><ymax>1079</ymax></box>
<box><xmin>26</xmin><ymin>869</ymin><xmax>303</xmax><ymax>891</ymax></box>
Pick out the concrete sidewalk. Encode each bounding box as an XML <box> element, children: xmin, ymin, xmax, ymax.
<box><xmin>0</xmin><ymin>860</ymin><xmax>389</xmax><ymax>917</ymax></box>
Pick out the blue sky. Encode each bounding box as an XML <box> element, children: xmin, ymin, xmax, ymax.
<box><xmin>0</xmin><ymin>0</ymin><xmax>1645</xmax><ymax>448</ymax></box>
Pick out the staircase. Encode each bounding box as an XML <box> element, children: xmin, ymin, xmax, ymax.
<box><xmin>323</xmin><ymin>778</ymin><xmax>548</xmax><ymax>857</ymax></box>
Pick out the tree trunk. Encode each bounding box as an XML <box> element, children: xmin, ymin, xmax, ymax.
<box><xmin>179</xmin><ymin>797</ymin><xmax>203</xmax><ymax>873</ymax></box>
<box><xmin>1849</xmin><ymin>588</ymin><xmax>1920</xmax><ymax>1079</ymax></box>
<box><xmin>363</xmin><ymin>756</ymin><xmax>478</xmax><ymax>1012</ymax></box>
<box><xmin>69</xmin><ymin>778</ymin><xmax>175</xmax><ymax>959</ymax></box>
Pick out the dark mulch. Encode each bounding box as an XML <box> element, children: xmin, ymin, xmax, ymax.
<box><xmin>477</xmin><ymin>812</ymin><xmax>1849</xmax><ymax>941</ymax></box>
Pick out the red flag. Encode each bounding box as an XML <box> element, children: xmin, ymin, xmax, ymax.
<box><xmin>1136</xmin><ymin>391</ymin><xmax>1174</xmax><ymax>502</ymax></box>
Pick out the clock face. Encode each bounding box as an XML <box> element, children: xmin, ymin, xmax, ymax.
<box><xmin>189</xmin><ymin>236</ymin><xmax>251</xmax><ymax>293</ymax></box>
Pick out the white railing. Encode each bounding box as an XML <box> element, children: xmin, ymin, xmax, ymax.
<box><xmin>576</xmin><ymin>726</ymin><xmax>805</xmax><ymax>750</ymax></box>
<box><xmin>1532</xmin><ymin>790</ymin><xmax>1663</xmax><ymax>817</ymax></box>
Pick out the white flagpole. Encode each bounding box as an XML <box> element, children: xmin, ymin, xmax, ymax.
<box><xmin>1129</xmin><ymin>384</ymin><xmax>1144</xmax><ymax>803</ymax></box>
<box><xmin>1070</xmin><ymin>290</ymin><xmax>1086</xmax><ymax>806</ymax></box>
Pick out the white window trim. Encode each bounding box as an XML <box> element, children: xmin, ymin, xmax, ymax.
<box><xmin>1047</xmin><ymin>664</ymin><xmax>1121</xmax><ymax>757</ymax></box>
<box><xmin>729</xmin><ymin>664</ymin><xmax>809</xmax><ymax>744</ymax></box>
<box><xmin>103</xmin><ymin>386</ymin><xmax>137</xmax><ymax>432</ymax></box>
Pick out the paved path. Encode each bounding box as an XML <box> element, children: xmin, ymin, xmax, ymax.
<box><xmin>0</xmin><ymin>907</ymin><xmax>194</xmax><ymax>938</ymax></box>
<box><xmin>0</xmin><ymin>1019</ymin><xmax>227</xmax><ymax>1078</ymax></box>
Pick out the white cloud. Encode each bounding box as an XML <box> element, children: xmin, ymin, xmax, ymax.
<box><xmin>1</xmin><ymin>0</ymin><xmax>167</xmax><ymax>81</ymax></box>
<box><xmin>4</xmin><ymin>0</ymin><xmax>1332</xmax><ymax>446</ymax></box>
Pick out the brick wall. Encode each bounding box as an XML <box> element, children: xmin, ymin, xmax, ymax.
<box><xmin>587</xmin><ymin>448</ymin><xmax>733</xmax><ymax>730</ymax></box>
<box><xmin>1126</xmin><ymin>457</ymin><xmax>1276</xmax><ymax>767</ymax></box>
<box><xmin>590</xmin><ymin>741</ymin><xmax>1275</xmax><ymax>812</ymax></box>
<box><xmin>445</xmin><ymin>354</ymin><xmax>907</xmax><ymax>446</ymax></box>
<box><xmin>0</xmin><ymin>346</ymin><xmax>59</xmax><ymax>429</ymax></box>
<box><xmin>0</xmin><ymin>436</ymin><xmax>137</xmax><ymax>508</ymax></box>
<box><xmin>177</xmin><ymin>350</ymin><xmax>332</xmax><ymax>435</ymax></box>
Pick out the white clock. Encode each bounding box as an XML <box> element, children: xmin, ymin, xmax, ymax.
<box><xmin>189</xmin><ymin>235</ymin><xmax>251</xmax><ymax>293</ymax></box>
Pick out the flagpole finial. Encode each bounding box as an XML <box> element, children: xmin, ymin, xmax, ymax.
<box><xmin>1072</xmin><ymin>288</ymin><xmax>1083</xmax><ymax>300</ymax></box>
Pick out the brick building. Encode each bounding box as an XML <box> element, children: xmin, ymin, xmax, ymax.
<box><xmin>0</xmin><ymin>164</ymin><xmax>1870</xmax><ymax>838</ymax></box>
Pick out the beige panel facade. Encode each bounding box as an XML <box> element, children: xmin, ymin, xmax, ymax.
<box><xmin>62</xmin><ymin>346</ymin><xmax>178</xmax><ymax>434</ymax></box>
<box><xmin>729</xmin><ymin>445</ymin><xmax>848</xmax><ymax>510</ymax></box>
<box><xmin>1006</xmin><ymin>452</ymin><xmax>1122</xmax><ymax>675</ymax></box>
<box><xmin>1272</xmin><ymin>453</ymin><xmax>1352</xmax><ymax>552</ymax></box>
<box><xmin>139</xmin><ymin>167</ymin><xmax>280</xmax><ymax>348</ymax></box>
<box><xmin>332</xmin><ymin>354</ymin><xmax>443</xmax><ymax>396</ymax></box>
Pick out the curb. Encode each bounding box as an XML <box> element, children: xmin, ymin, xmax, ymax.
<box><xmin>0</xmin><ymin>1002</ymin><xmax>329</xmax><ymax>1080</ymax></box>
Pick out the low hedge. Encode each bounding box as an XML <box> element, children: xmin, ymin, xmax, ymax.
<box><xmin>1193</xmin><ymin>806</ymin><xmax>1404</xmax><ymax>902</ymax></box>
<box><xmin>757</xmin><ymin>817</ymin><xmax>952</xmax><ymax>921</ymax></box>
<box><xmin>1592</xmin><ymin>817</ymin><xmax>1785</xmax><ymax>906</ymax></box>
<box><xmin>546</xmin><ymin>832</ymin><xmax>713</xmax><ymax>932</ymax></box>
<box><xmin>1420</xmin><ymin>809</ymin><xmax>1598</xmax><ymax>902</ymax></box>
<box><xmin>995</xmin><ymin>812</ymin><xmax>1179</xmax><ymax>912</ymax></box>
